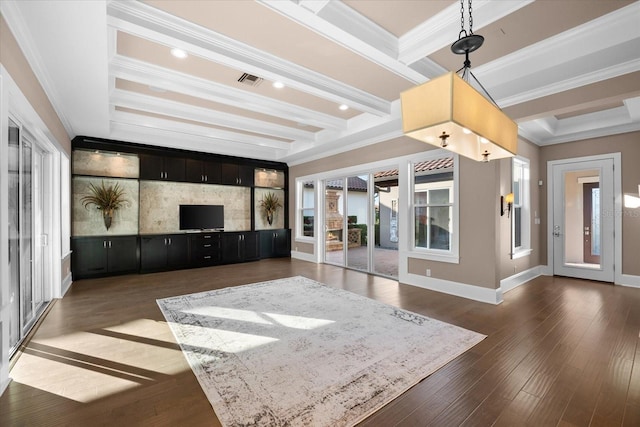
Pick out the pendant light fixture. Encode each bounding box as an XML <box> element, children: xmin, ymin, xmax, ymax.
<box><xmin>401</xmin><ymin>0</ymin><xmax>518</xmax><ymax>162</ymax></box>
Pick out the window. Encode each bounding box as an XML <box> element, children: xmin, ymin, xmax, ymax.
<box><xmin>411</xmin><ymin>156</ymin><xmax>458</xmax><ymax>261</ymax></box>
<box><xmin>296</xmin><ymin>179</ymin><xmax>315</xmax><ymax>239</ymax></box>
<box><xmin>512</xmin><ymin>157</ymin><xmax>531</xmax><ymax>258</ymax></box>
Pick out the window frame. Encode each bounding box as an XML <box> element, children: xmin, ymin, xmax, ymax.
<box><xmin>409</xmin><ymin>154</ymin><xmax>459</xmax><ymax>264</ymax></box>
<box><xmin>295</xmin><ymin>178</ymin><xmax>316</xmax><ymax>242</ymax></box>
<box><xmin>511</xmin><ymin>156</ymin><xmax>532</xmax><ymax>259</ymax></box>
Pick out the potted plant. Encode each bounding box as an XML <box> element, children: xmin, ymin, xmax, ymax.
<box><xmin>259</xmin><ymin>192</ymin><xmax>282</xmax><ymax>225</ymax></box>
<box><xmin>81</xmin><ymin>181</ymin><xmax>128</xmax><ymax>230</ymax></box>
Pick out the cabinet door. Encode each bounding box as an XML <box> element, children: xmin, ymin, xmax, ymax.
<box><xmin>108</xmin><ymin>236</ymin><xmax>139</xmax><ymax>273</ymax></box>
<box><xmin>238</xmin><ymin>165</ymin><xmax>254</xmax><ymax>187</ymax></box>
<box><xmin>139</xmin><ymin>154</ymin><xmax>165</xmax><ymax>180</ymax></box>
<box><xmin>243</xmin><ymin>232</ymin><xmax>260</xmax><ymax>260</ymax></box>
<box><xmin>203</xmin><ymin>160</ymin><xmax>222</xmax><ymax>184</ymax></box>
<box><xmin>273</xmin><ymin>229</ymin><xmax>290</xmax><ymax>257</ymax></box>
<box><xmin>72</xmin><ymin>237</ymin><xmax>108</xmax><ymax>278</ymax></box>
<box><xmin>259</xmin><ymin>230</ymin><xmax>274</xmax><ymax>258</ymax></box>
<box><xmin>185</xmin><ymin>159</ymin><xmax>205</xmax><ymax>183</ymax></box>
<box><xmin>164</xmin><ymin>157</ymin><xmax>185</xmax><ymax>182</ymax></box>
<box><xmin>166</xmin><ymin>234</ymin><xmax>189</xmax><ymax>268</ymax></box>
<box><xmin>222</xmin><ymin>233</ymin><xmax>242</xmax><ymax>262</ymax></box>
<box><xmin>221</xmin><ymin>163</ymin><xmax>239</xmax><ymax>185</ymax></box>
<box><xmin>140</xmin><ymin>235</ymin><xmax>168</xmax><ymax>271</ymax></box>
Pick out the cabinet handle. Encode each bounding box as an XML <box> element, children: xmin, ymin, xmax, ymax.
<box><xmin>104</xmin><ymin>240</ymin><xmax>107</xmax><ymax>248</ymax></box>
<box><xmin>201</xmin><ymin>174</ymin><xmax>204</xmax><ymax>182</ymax></box>
<box><xmin>204</xmin><ymin>244</ymin><xmax>212</xmax><ymax>248</ymax></box>
<box><xmin>108</xmin><ymin>241</ymin><xmax>112</xmax><ymax>248</ymax></box>
<box><xmin>204</xmin><ymin>235</ymin><xmax>211</xmax><ymax>239</ymax></box>
<box><xmin>204</xmin><ymin>256</ymin><xmax>211</xmax><ymax>259</ymax></box>
<box><xmin>164</xmin><ymin>238</ymin><xmax>167</xmax><ymax>245</ymax></box>
<box><xmin>168</xmin><ymin>237</ymin><xmax>172</xmax><ymax>245</ymax></box>
<box><xmin>205</xmin><ymin>175</ymin><xmax>208</xmax><ymax>182</ymax></box>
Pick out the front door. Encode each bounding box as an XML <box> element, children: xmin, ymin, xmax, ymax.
<box><xmin>551</xmin><ymin>158</ymin><xmax>614</xmax><ymax>282</ymax></box>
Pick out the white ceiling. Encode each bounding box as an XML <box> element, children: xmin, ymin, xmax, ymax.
<box><xmin>2</xmin><ymin>0</ymin><xmax>639</xmax><ymax>165</ymax></box>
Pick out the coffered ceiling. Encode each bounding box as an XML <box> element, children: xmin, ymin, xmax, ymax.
<box><xmin>2</xmin><ymin>1</ymin><xmax>639</xmax><ymax>164</ymax></box>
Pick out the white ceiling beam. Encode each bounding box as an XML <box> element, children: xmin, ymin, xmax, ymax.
<box><xmin>259</xmin><ymin>0</ymin><xmax>434</xmax><ymax>83</ymax></box>
<box><xmin>109</xmin><ymin>121</ymin><xmax>284</xmax><ymax>161</ymax></box>
<box><xmin>109</xmin><ymin>55</ymin><xmax>347</xmax><ymax>131</ymax></box>
<box><xmin>111</xmin><ymin>110</ymin><xmax>293</xmax><ymax>151</ymax></box>
<box><xmin>107</xmin><ymin>0</ymin><xmax>391</xmax><ymax>117</ymax></box>
<box><xmin>398</xmin><ymin>0</ymin><xmax>534</xmax><ymax>66</ymax></box>
<box><xmin>111</xmin><ymin>89</ymin><xmax>316</xmax><ymax>142</ymax></box>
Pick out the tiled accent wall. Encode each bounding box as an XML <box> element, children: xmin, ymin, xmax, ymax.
<box><xmin>72</xmin><ymin>177</ymin><xmax>140</xmax><ymax>236</ymax></box>
<box><xmin>139</xmin><ymin>181</ymin><xmax>250</xmax><ymax>234</ymax></box>
<box><xmin>73</xmin><ymin>150</ymin><xmax>139</xmax><ymax>178</ymax></box>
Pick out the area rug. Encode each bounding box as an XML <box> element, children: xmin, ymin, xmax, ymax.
<box><xmin>156</xmin><ymin>276</ymin><xmax>485</xmax><ymax>426</ymax></box>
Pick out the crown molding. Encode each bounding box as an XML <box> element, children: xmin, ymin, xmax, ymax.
<box><xmin>107</xmin><ymin>0</ymin><xmax>391</xmax><ymax>116</ymax></box>
<box><xmin>0</xmin><ymin>0</ymin><xmax>74</xmax><ymax>137</ymax></box>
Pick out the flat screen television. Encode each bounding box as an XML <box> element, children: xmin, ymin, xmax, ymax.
<box><xmin>179</xmin><ymin>205</ymin><xmax>224</xmax><ymax>231</ymax></box>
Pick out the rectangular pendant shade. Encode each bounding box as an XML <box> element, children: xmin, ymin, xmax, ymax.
<box><xmin>401</xmin><ymin>72</ymin><xmax>518</xmax><ymax>162</ymax></box>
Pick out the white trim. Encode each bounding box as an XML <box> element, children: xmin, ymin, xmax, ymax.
<box><xmin>404</xmin><ymin>272</ymin><xmax>503</xmax><ymax>305</ymax></box>
<box><xmin>61</xmin><ymin>273</ymin><xmax>73</xmax><ymax>297</ymax></box>
<box><xmin>500</xmin><ymin>265</ymin><xmax>544</xmax><ymax>294</ymax></box>
<box><xmin>405</xmin><ymin>250</ymin><xmax>459</xmax><ymax>264</ymax></box>
<box><xmin>290</xmin><ymin>250</ymin><xmax>317</xmax><ymax>263</ymax></box>
<box><xmin>618</xmin><ymin>274</ymin><xmax>640</xmax><ymax>288</ymax></box>
<box><xmin>511</xmin><ymin>248</ymin><xmax>533</xmax><ymax>260</ymax></box>
<box><xmin>546</xmin><ymin>153</ymin><xmax>622</xmax><ymax>284</ymax></box>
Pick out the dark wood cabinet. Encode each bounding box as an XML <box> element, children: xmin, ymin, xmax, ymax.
<box><xmin>221</xmin><ymin>163</ymin><xmax>254</xmax><ymax>186</ymax></box>
<box><xmin>259</xmin><ymin>229</ymin><xmax>291</xmax><ymax>258</ymax></box>
<box><xmin>185</xmin><ymin>158</ymin><xmax>221</xmax><ymax>184</ymax></box>
<box><xmin>72</xmin><ymin>236</ymin><xmax>138</xmax><ymax>279</ymax></box>
<box><xmin>139</xmin><ymin>154</ymin><xmax>185</xmax><ymax>181</ymax></box>
<box><xmin>222</xmin><ymin>232</ymin><xmax>259</xmax><ymax>263</ymax></box>
<box><xmin>189</xmin><ymin>233</ymin><xmax>221</xmax><ymax>266</ymax></box>
<box><xmin>140</xmin><ymin>234</ymin><xmax>189</xmax><ymax>272</ymax></box>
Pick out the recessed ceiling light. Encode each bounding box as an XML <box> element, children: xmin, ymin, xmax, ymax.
<box><xmin>272</xmin><ymin>81</ymin><xmax>285</xmax><ymax>89</ymax></box>
<box><xmin>339</xmin><ymin>104</ymin><xmax>349</xmax><ymax>111</ymax></box>
<box><xmin>170</xmin><ymin>48</ymin><xmax>187</xmax><ymax>59</ymax></box>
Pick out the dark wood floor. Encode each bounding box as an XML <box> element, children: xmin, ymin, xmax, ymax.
<box><xmin>1</xmin><ymin>258</ymin><xmax>639</xmax><ymax>426</ymax></box>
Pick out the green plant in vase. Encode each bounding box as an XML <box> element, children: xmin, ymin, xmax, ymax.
<box><xmin>259</xmin><ymin>192</ymin><xmax>282</xmax><ymax>226</ymax></box>
<box><xmin>81</xmin><ymin>181</ymin><xmax>128</xmax><ymax>230</ymax></box>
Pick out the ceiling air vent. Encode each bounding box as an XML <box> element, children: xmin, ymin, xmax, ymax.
<box><xmin>237</xmin><ymin>73</ymin><xmax>263</xmax><ymax>87</ymax></box>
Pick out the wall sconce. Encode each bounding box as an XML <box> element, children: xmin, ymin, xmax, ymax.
<box><xmin>501</xmin><ymin>193</ymin><xmax>514</xmax><ymax>217</ymax></box>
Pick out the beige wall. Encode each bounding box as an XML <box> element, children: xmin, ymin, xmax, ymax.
<box><xmin>289</xmin><ymin>135</ymin><xmax>542</xmax><ymax>290</ymax></box>
<box><xmin>0</xmin><ymin>15</ymin><xmax>70</xmax><ymax>154</ymax></box>
<box><xmin>539</xmin><ymin>131</ymin><xmax>640</xmax><ymax>276</ymax></box>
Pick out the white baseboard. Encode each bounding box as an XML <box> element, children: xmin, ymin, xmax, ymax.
<box><xmin>0</xmin><ymin>378</ymin><xmax>11</xmax><ymax>396</ymax></box>
<box><xmin>540</xmin><ymin>265</ymin><xmax>553</xmax><ymax>276</ymax></box>
<box><xmin>500</xmin><ymin>266</ymin><xmax>545</xmax><ymax>294</ymax></box>
<box><xmin>617</xmin><ymin>274</ymin><xmax>640</xmax><ymax>288</ymax></box>
<box><xmin>290</xmin><ymin>250</ymin><xmax>316</xmax><ymax>263</ymax></box>
<box><xmin>404</xmin><ymin>273</ymin><xmax>503</xmax><ymax>305</ymax></box>
<box><xmin>61</xmin><ymin>273</ymin><xmax>73</xmax><ymax>296</ymax></box>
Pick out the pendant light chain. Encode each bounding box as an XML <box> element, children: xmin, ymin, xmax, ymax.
<box><xmin>459</xmin><ymin>0</ymin><xmax>475</xmax><ymax>36</ymax></box>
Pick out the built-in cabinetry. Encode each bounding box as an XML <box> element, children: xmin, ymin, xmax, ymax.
<box><xmin>139</xmin><ymin>154</ymin><xmax>186</xmax><ymax>181</ymax></box>
<box><xmin>140</xmin><ymin>234</ymin><xmax>189</xmax><ymax>272</ymax></box>
<box><xmin>259</xmin><ymin>229</ymin><xmax>291</xmax><ymax>258</ymax></box>
<box><xmin>221</xmin><ymin>163</ymin><xmax>254</xmax><ymax>186</ymax></box>
<box><xmin>222</xmin><ymin>232</ymin><xmax>260</xmax><ymax>263</ymax></box>
<box><xmin>190</xmin><ymin>232</ymin><xmax>222</xmax><ymax>267</ymax></box>
<box><xmin>71</xmin><ymin>236</ymin><xmax>138</xmax><ymax>277</ymax></box>
<box><xmin>185</xmin><ymin>158</ymin><xmax>221</xmax><ymax>184</ymax></box>
<box><xmin>71</xmin><ymin>136</ymin><xmax>290</xmax><ymax>280</ymax></box>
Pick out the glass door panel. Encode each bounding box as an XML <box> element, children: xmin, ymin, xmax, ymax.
<box><xmin>8</xmin><ymin>119</ymin><xmax>20</xmax><ymax>351</ymax></box>
<box><xmin>324</xmin><ymin>179</ymin><xmax>344</xmax><ymax>266</ymax></box>
<box><xmin>373</xmin><ymin>170</ymin><xmax>399</xmax><ymax>278</ymax></box>
<box><xmin>346</xmin><ymin>175</ymin><xmax>368</xmax><ymax>271</ymax></box>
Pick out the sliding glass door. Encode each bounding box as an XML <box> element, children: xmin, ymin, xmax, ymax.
<box><xmin>7</xmin><ymin>119</ymin><xmax>49</xmax><ymax>355</ymax></box>
<box><xmin>323</xmin><ymin>170</ymin><xmax>398</xmax><ymax>279</ymax></box>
